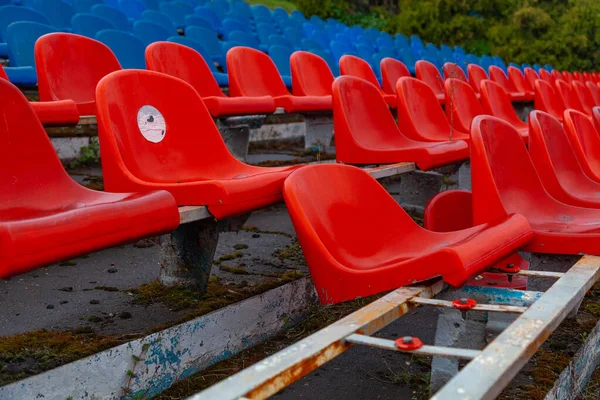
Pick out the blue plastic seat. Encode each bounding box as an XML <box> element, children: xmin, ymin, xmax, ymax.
<box><xmin>185</xmin><ymin>25</ymin><xmax>226</xmax><ymax>67</ymax></box>
<box><xmin>27</xmin><ymin>0</ymin><xmax>74</xmax><ymax>31</ymax></box>
<box><xmin>454</xmin><ymin>45</ymin><xmax>466</xmax><ymax>55</ymax></box>
<box><xmin>376</xmin><ymin>36</ymin><xmax>394</xmax><ymax>50</ymax></box>
<box><xmin>272</xmin><ymin>7</ymin><xmax>288</xmax><ymax>21</ymax></box>
<box><xmin>440</xmin><ymin>44</ymin><xmax>453</xmax><ymax>60</ymax></box>
<box><xmin>229</xmin><ymin>1</ymin><xmax>253</xmax><ymax>21</ymax></box>
<box><xmin>92</xmin><ymin>4</ymin><xmax>131</xmax><ymax>32</ymax></box>
<box><xmin>256</xmin><ymin>22</ymin><xmax>278</xmax><ymax>44</ymax></box>
<box><xmin>118</xmin><ymin>0</ymin><xmax>146</xmax><ymax>20</ymax></box>
<box><xmin>521</xmin><ymin>63</ymin><xmax>532</xmax><ymax>70</ymax></box>
<box><xmin>394</xmin><ymin>33</ymin><xmax>409</xmax><ymax>49</ymax></box>
<box><xmin>410</xmin><ymin>35</ymin><xmax>425</xmax><ymax>56</ymax></box>
<box><xmin>310</xmin><ymin>30</ymin><xmax>330</xmax><ymax>49</ymax></box>
<box><xmin>330</xmin><ymin>40</ymin><xmax>356</xmax><ymax>62</ymax></box>
<box><xmin>309</xmin><ymin>15</ymin><xmax>325</xmax><ymax>27</ymax></box>
<box><xmin>290</xmin><ymin>10</ymin><xmax>306</xmax><ymax>24</ymax></box>
<box><xmin>141</xmin><ymin>10</ymin><xmax>176</xmax><ymax>34</ymax></box>
<box><xmin>159</xmin><ymin>2</ymin><xmax>187</xmax><ymax>29</ymax></box>
<box><xmin>228</xmin><ymin>30</ymin><xmax>266</xmax><ymax>52</ymax></box>
<box><xmin>166</xmin><ymin>35</ymin><xmax>228</xmax><ymax>86</ymax></box>
<box><xmin>533</xmin><ymin>63</ymin><xmax>542</xmax><ymax>72</ymax></box>
<box><xmin>73</xmin><ymin>0</ymin><xmax>103</xmax><ymax>13</ymax></box>
<box><xmin>492</xmin><ymin>55</ymin><xmax>507</xmax><ymax>73</ymax></box>
<box><xmin>251</xmin><ymin>4</ymin><xmax>272</xmax><ymax>23</ymax></box>
<box><xmin>133</xmin><ymin>20</ymin><xmax>171</xmax><ymax>46</ymax></box>
<box><xmin>0</xmin><ymin>5</ymin><xmax>49</xmax><ymax>41</ymax></box>
<box><xmin>96</xmin><ymin>29</ymin><xmax>145</xmax><ymax>69</ymax></box>
<box><xmin>509</xmin><ymin>62</ymin><xmax>522</xmax><ymax>71</ymax></box>
<box><xmin>356</xmin><ymin>44</ymin><xmax>375</xmax><ymax>62</ymax></box>
<box><xmin>480</xmin><ymin>55</ymin><xmax>494</xmax><ymax>71</ymax></box>
<box><xmin>466</xmin><ymin>53</ymin><xmax>480</xmax><ymax>66</ymax></box>
<box><xmin>223</xmin><ymin>18</ymin><xmax>252</xmax><ymax>36</ymax></box>
<box><xmin>544</xmin><ymin>64</ymin><xmax>554</xmax><ymax>71</ymax></box>
<box><xmin>184</xmin><ymin>15</ymin><xmax>213</xmax><ymax>30</ymax></box>
<box><xmin>283</xmin><ymin>27</ymin><xmax>302</xmax><ymax>48</ymax></box>
<box><xmin>399</xmin><ymin>47</ymin><xmax>416</xmax><ymax>75</ymax></box>
<box><xmin>205</xmin><ymin>0</ymin><xmax>226</xmax><ymax>20</ymax></box>
<box><xmin>302</xmin><ymin>22</ymin><xmax>318</xmax><ymax>38</ymax></box>
<box><xmin>310</xmin><ymin>48</ymin><xmax>339</xmax><ymax>76</ymax></box>
<box><xmin>269</xmin><ymin>34</ymin><xmax>294</xmax><ymax>49</ymax></box>
<box><xmin>71</xmin><ymin>13</ymin><xmax>114</xmax><ymax>38</ymax></box>
<box><xmin>5</xmin><ymin>21</ymin><xmax>56</xmax><ymax>86</ymax></box>
<box><xmin>140</xmin><ymin>0</ymin><xmax>159</xmax><ymax>10</ymax></box>
<box><xmin>301</xmin><ymin>38</ymin><xmax>324</xmax><ymax>52</ymax></box>
<box><xmin>194</xmin><ymin>6</ymin><xmax>223</xmax><ymax>35</ymax></box>
<box><xmin>269</xmin><ymin>44</ymin><xmax>292</xmax><ymax>87</ymax></box>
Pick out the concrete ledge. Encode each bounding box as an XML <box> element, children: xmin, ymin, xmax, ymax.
<box><xmin>0</xmin><ymin>277</ymin><xmax>318</xmax><ymax>400</ymax></box>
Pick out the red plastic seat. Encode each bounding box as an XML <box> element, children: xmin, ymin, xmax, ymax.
<box><xmin>534</xmin><ymin>79</ymin><xmax>566</xmax><ymax>122</ymax></box>
<box><xmin>0</xmin><ymin>78</ymin><xmax>179</xmax><ymax>279</ymax></box>
<box><xmin>339</xmin><ymin>55</ymin><xmax>396</xmax><ymax>107</ymax></box>
<box><xmin>573</xmin><ymin>71</ymin><xmax>584</xmax><ymax>83</ymax></box>
<box><xmin>443</xmin><ymin>62</ymin><xmax>467</xmax><ymax>82</ymax></box>
<box><xmin>551</xmin><ymin>69</ymin><xmax>563</xmax><ymax>83</ymax></box>
<box><xmin>95</xmin><ymin>69</ymin><xmax>302</xmax><ymax>219</ymax></box>
<box><xmin>35</xmin><ymin>33</ymin><xmax>122</xmax><ymax>116</ymax></box>
<box><xmin>583</xmin><ymin>72</ymin><xmax>593</xmax><ymax>82</ymax></box>
<box><xmin>529</xmin><ymin>110</ymin><xmax>600</xmax><ymax>208</ymax></box>
<box><xmin>471</xmin><ymin>115</ymin><xmax>600</xmax><ymax>255</ymax></box>
<box><xmin>416</xmin><ymin>60</ymin><xmax>445</xmax><ymax>103</ymax></box>
<box><xmin>586</xmin><ymin>81</ymin><xmax>600</xmax><ymax>106</ymax></box>
<box><xmin>380</xmin><ymin>57</ymin><xmax>410</xmax><ymax>95</ymax></box>
<box><xmin>467</xmin><ymin>64</ymin><xmax>488</xmax><ymax>94</ymax></box>
<box><xmin>523</xmin><ymin>67</ymin><xmax>540</xmax><ymax>90</ymax></box>
<box><xmin>0</xmin><ymin>64</ymin><xmax>79</xmax><ymax>125</ymax></box>
<box><xmin>283</xmin><ymin>164</ymin><xmax>534</xmax><ymax>304</ymax></box>
<box><xmin>562</xmin><ymin>71</ymin><xmax>575</xmax><ymax>83</ymax></box>
<box><xmin>395</xmin><ymin>77</ymin><xmax>470</xmax><ymax>143</ymax></box>
<box><xmin>593</xmin><ymin>107</ymin><xmax>600</xmax><ymax>133</ymax></box>
<box><xmin>424</xmin><ymin>190</ymin><xmax>529</xmax><ymax>290</ymax></box>
<box><xmin>572</xmin><ymin>81</ymin><xmax>596</xmax><ymax>115</ymax></box>
<box><xmin>290</xmin><ymin>51</ymin><xmax>334</xmax><ymax>97</ymax></box>
<box><xmin>479</xmin><ymin>80</ymin><xmax>529</xmax><ymax>143</ymax></box>
<box><xmin>489</xmin><ymin>65</ymin><xmax>531</xmax><ymax>102</ymax></box>
<box><xmin>227</xmin><ymin>46</ymin><xmax>331</xmax><ymax>113</ymax></box>
<box><xmin>555</xmin><ymin>79</ymin><xmax>586</xmax><ymax>114</ymax></box>
<box><xmin>563</xmin><ymin>109</ymin><xmax>600</xmax><ymax>183</ymax></box>
<box><xmin>538</xmin><ymin>68</ymin><xmax>554</xmax><ymax>85</ymax></box>
<box><xmin>145</xmin><ymin>42</ymin><xmax>275</xmax><ymax>117</ymax></box>
<box><xmin>333</xmin><ymin>76</ymin><xmax>469</xmax><ymax>169</ymax></box>
<box><xmin>444</xmin><ymin>78</ymin><xmax>483</xmax><ymax>134</ymax></box>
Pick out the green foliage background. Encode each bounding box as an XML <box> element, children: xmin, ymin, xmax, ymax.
<box><xmin>296</xmin><ymin>0</ymin><xmax>600</xmax><ymax>71</ymax></box>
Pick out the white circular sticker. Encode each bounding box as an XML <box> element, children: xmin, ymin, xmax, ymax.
<box><xmin>137</xmin><ymin>105</ymin><xmax>166</xmax><ymax>143</ymax></box>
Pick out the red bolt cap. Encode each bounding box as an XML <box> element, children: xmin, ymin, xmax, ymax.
<box><xmin>395</xmin><ymin>336</ymin><xmax>423</xmax><ymax>350</ymax></box>
<box><xmin>452</xmin><ymin>298</ymin><xmax>477</xmax><ymax>310</ymax></box>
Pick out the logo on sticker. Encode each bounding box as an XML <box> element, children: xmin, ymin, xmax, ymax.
<box><xmin>137</xmin><ymin>105</ymin><xmax>166</xmax><ymax>143</ymax></box>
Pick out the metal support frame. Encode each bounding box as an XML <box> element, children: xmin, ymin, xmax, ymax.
<box><xmin>189</xmin><ymin>255</ymin><xmax>600</xmax><ymax>400</ymax></box>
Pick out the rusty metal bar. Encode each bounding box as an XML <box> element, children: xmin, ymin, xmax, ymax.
<box><xmin>410</xmin><ymin>297</ymin><xmax>528</xmax><ymax>314</ymax></box>
<box><xmin>344</xmin><ymin>334</ymin><xmax>481</xmax><ymax>360</ymax></box>
<box><xmin>187</xmin><ymin>280</ymin><xmax>446</xmax><ymax>400</ymax></box>
<box><xmin>515</xmin><ymin>270</ymin><xmax>564</xmax><ymax>278</ymax></box>
<box><xmin>432</xmin><ymin>255</ymin><xmax>600</xmax><ymax>400</ymax></box>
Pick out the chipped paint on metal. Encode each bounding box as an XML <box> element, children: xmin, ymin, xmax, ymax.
<box><xmin>459</xmin><ymin>285</ymin><xmax>544</xmax><ymax>307</ymax></box>
<box><xmin>0</xmin><ymin>278</ymin><xmax>318</xmax><ymax>400</ymax></box>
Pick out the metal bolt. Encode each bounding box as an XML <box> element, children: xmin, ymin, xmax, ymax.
<box><xmin>459</xmin><ymin>298</ymin><xmax>468</xmax><ymax>305</ymax></box>
<box><xmin>402</xmin><ymin>336</ymin><xmax>413</xmax><ymax>344</ymax></box>
<box><xmin>507</xmin><ymin>264</ymin><xmax>515</xmax><ymax>269</ymax></box>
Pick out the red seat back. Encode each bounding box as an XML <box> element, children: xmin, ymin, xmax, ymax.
<box><xmin>332</xmin><ymin>76</ymin><xmax>413</xmax><ymax>155</ymax></box>
<box><xmin>467</xmin><ymin>64</ymin><xmax>488</xmax><ymax>94</ymax></box>
<box><xmin>227</xmin><ymin>46</ymin><xmax>289</xmax><ymax>97</ymax></box>
<box><xmin>534</xmin><ymin>79</ymin><xmax>566</xmax><ymax>121</ymax></box>
<box><xmin>572</xmin><ymin>81</ymin><xmax>595</xmax><ymax>115</ymax></box>
<box><xmin>380</xmin><ymin>57</ymin><xmax>410</xmax><ymax>95</ymax></box>
<box><xmin>145</xmin><ymin>41</ymin><xmax>224</xmax><ymax>99</ymax></box>
<box><xmin>584</xmin><ymin>72</ymin><xmax>592</xmax><ymax>82</ymax></box>
<box><xmin>512</xmin><ymin>66</ymin><xmax>534</xmax><ymax>92</ymax></box>
<box><xmin>95</xmin><ymin>70</ymin><xmax>239</xmax><ymax>188</ymax></box>
<box><xmin>586</xmin><ymin>81</ymin><xmax>600</xmax><ymax>106</ymax></box>
<box><xmin>290</xmin><ymin>51</ymin><xmax>334</xmax><ymax>96</ymax></box>
<box><xmin>528</xmin><ymin>110</ymin><xmax>584</xmax><ymax>198</ymax></box>
<box><xmin>562</xmin><ymin>71</ymin><xmax>574</xmax><ymax>83</ymax></box>
<box><xmin>538</xmin><ymin>68</ymin><xmax>554</xmax><ymax>85</ymax></box>
<box><xmin>523</xmin><ymin>67</ymin><xmax>540</xmax><ymax>91</ymax></box>
<box><xmin>563</xmin><ymin>109</ymin><xmax>600</xmax><ymax>175</ymax></box>
<box><xmin>593</xmin><ymin>107</ymin><xmax>600</xmax><ymax>133</ymax></box>
<box><xmin>555</xmin><ymin>79</ymin><xmax>585</xmax><ymax>113</ymax></box>
<box><xmin>470</xmin><ymin>115</ymin><xmax>553</xmax><ymax>225</ymax></box>
<box><xmin>416</xmin><ymin>60</ymin><xmax>445</xmax><ymax>98</ymax></box>
<box><xmin>35</xmin><ymin>33</ymin><xmax>121</xmax><ymax>109</ymax></box>
<box><xmin>479</xmin><ymin>80</ymin><xmax>524</xmax><ymax>127</ymax></box>
<box><xmin>339</xmin><ymin>54</ymin><xmax>381</xmax><ymax>89</ymax></box>
<box><xmin>395</xmin><ymin>77</ymin><xmax>456</xmax><ymax>140</ymax></box>
<box><xmin>0</xmin><ymin>78</ymin><xmax>79</xmax><ymax>213</ymax></box>
<box><xmin>443</xmin><ymin>62</ymin><xmax>467</xmax><ymax>82</ymax></box>
<box><xmin>0</xmin><ymin>64</ymin><xmax>8</xmax><ymax>80</ymax></box>
<box><xmin>551</xmin><ymin>69</ymin><xmax>563</xmax><ymax>83</ymax></box>
<box><xmin>573</xmin><ymin>71</ymin><xmax>584</xmax><ymax>83</ymax></box>
<box><xmin>444</xmin><ymin>78</ymin><xmax>483</xmax><ymax>134</ymax></box>
<box><xmin>489</xmin><ymin>65</ymin><xmax>515</xmax><ymax>93</ymax></box>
